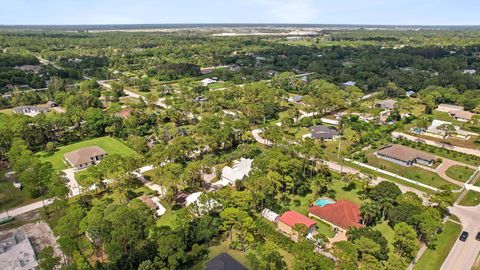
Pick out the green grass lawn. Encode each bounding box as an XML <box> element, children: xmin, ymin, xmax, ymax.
<box><xmin>373</xmin><ymin>221</ymin><xmax>395</xmax><ymax>250</ymax></box>
<box><xmin>37</xmin><ymin>136</ymin><xmax>139</xmax><ymax>171</ymax></box>
<box><xmin>0</xmin><ymin>108</ymin><xmax>14</xmax><ymax>115</ymax></box>
<box><xmin>459</xmin><ymin>190</ymin><xmax>480</xmax><ymax>206</ymax></box>
<box><xmin>366</xmin><ymin>153</ymin><xmax>459</xmax><ymax>189</ymax></box>
<box><xmin>414</xmin><ymin>221</ymin><xmax>462</xmax><ymax>270</ymax></box>
<box><xmin>445</xmin><ymin>165</ymin><xmax>476</xmax><ymax>182</ymax></box>
<box><xmin>0</xmin><ymin>170</ymin><xmax>42</xmax><ymax>210</ymax></box>
<box><xmin>156</xmin><ymin>205</ymin><xmax>182</xmax><ymax>228</ymax></box>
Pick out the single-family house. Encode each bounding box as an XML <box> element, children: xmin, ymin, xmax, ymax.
<box><xmin>201</xmin><ymin>78</ymin><xmax>217</xmax><ymax>86</ymax></box>
<box><xmin>436</xmin><ymin>103</ymin><xmax>464</xmax><ymax>113</ymax></box>
<box><xmin>375</xmin><ymin>99</ymin><xmax>397</xmax><ymax>110</ymax></box>
<box><xmin>406</xmin><ymin>90</ymin><xmax>415</xmax><ymax>97</ymax></box>
<box><xmin>64</xmin><ymin>146</ymin><xmax>107</xmax><ymax>170</ymax></box>
<box><xmin>375</xmin><ymin>144</ymin><xmax>436</xmax><ymax>167</ymax></box>
<box><xmin>288</xmin><ymin>95</ymin><xmax>303</xmax><ymax>103</ymax></box>
<box><xmin>278</xmin><ymin>210</ymin><xmax>316</xmax><ymax>242</ymax></box>
<box><xmin>261</xmin><ymin>208</ymin><xmax>280</xmax><ymax>223</ymax></box>
<box><xmin>0</xmin><ymin>230</ymin><xmax>38</xmax><ymax>270</ymax></box>
<box><xmin>12</xmin><ymin>106</ymin><xmax>49</xmax><ymax>116</ymax></box>
<box><xmin>205</xmin><ymin>253</ymin><xmax>247</xmax><ymax>270</ymax></box>
<box><xmin>220</xmin><ymin>158</ymin><xmax>253</xmax><ymax>184</ymax></box>
<box><xmin>463</xmin><ymin>69</ymin><xmax>476</xmax><ymax>75</ymax></box>
<box><xmin>341</xmin><ymin>81</ymin><xmax>356</xmax><ymax>87</ymax></box>
<box><xmin>185</xmin><ymin>192</ymin><xmax>221</xmax><ymax>216</ymax></box>
<box><xmin>139</xmin><ymin>195</ymin><xmax>166</xmax><ymax>217</ymax></box>
<box><xmin>424</xmin><ymin>120</ymin><xmax>473</xmax><ymax>140</ymax></box>
<box><xmin>436</xmin><ymin>103</ymin><xmax>475</xmax><ymax>122</ymax></box>
<box><xmin>46</xmin><ymin>101</ymin><xmax>57</xmax><ymax>107</ymax></box>
<box><xmin>308</xmin><ymin>200</ymin><xmax>363</xmax><ymax>232</ymax></box>
<box><xmin>450</xmin><ymin>110</ymin><xmax>475</xmax><ymax>122</ymax></box>
<box><xmin>200</xmin><ymin>67</ymin><xmax>214</xmax><ymax>75</ymax></box>
<box><xmin>309</xmin><ymin>125</ymin><xmax>340</xmax><ymax>140</ymax></box>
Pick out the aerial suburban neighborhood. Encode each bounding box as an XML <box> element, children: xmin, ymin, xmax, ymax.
<box><xmin>1</xmin><ymin>2</ymin><xmax>480</xmax><ymax>270</ymax></box>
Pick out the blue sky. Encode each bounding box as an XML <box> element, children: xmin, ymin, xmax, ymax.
<box><xmin>1</xmin><ymin>0</ymin><xmax>479</xmax><ymax>25</ymax></box>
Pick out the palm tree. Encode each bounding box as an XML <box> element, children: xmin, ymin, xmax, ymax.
<box><xmin>360</xmin><ymin>203</ymin><xmax>380</xmax><ymax>226</ymax></box>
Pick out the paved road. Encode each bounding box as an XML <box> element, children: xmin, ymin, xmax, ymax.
<box><xmin>393</xmin><ymin>131</ymin><xmax>480</xmax><ymax>157</ymax></box>
<box><xmin>0</xmin><ymin>165</ymin><xmax>162</xmax><ymax>219</ymax></box>
<box><xmin>441</xmin><ymin>204</ymin><xmax>480</xmax><ymax>270</ymax></box>
<box><xmin>0</xmin><ymin>199</ymin><xmax>54</xmax><ymax>219</ymax></box>
<box><xmin>252</xmin><ymin>129</ymin><xmax>273</xmax><ymax>146</ymax></box>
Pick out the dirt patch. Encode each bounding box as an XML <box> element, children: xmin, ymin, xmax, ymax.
<box><xmin>0</xmin><ymin>220</ymin><xmax>63</xmax><ymax>259</ymax></box>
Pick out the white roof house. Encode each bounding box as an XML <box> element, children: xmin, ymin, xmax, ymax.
<box><xmin>463</xmin><ymin>69</ymin><xmax>476</xmax><ymax>75</ymax></box>
<box><xmin>261</xmin><ymin>208</ymin><xmax>280</xmax><ymax>223</ymax></box>
<box><xmin>424</xmin><ymin>120</ymin><xmax>474</xmax><ymax>140</ymax></box>
<box><xmin>220</xmin><ymin>158</ymin><xmax>254</xmax><ymax>184</ymax></box>
<box><xmin>185</xmin><ymin>192</ymin><xmax>221</xmax><ymax>216</ymax></box>
<box><xmin>201</xmin><ymin>78</ymin><xmax>217</xmax><ymax>86</ymax></box>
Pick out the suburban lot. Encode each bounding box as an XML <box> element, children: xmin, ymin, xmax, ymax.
<box><xmin>37</xmin><ymin>136</ymin><xmax>139</xmax><ymax>171</ymax></box>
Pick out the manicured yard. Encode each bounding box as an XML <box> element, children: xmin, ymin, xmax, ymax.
<box><xmin>366</xmin><ymin>153</ymin><xmax>459</xmax><ymax>189</ymax></box>
<box><xmin>37</xmin><ymin>136</ymin><xmax>139</xmax><ymax>171</ymax></box>
<box><xmin>414</xmin><ymin>221</ymin><xmax>462</xmax><ymax>270</ymax></box>
<box><xmin>0</xmin><ymin>170</ymin><xmax>41</xmax><ymax>210</ymax></box>
<box><xmin>445</xmin><ymin>165</ymin><xmax>476</xmax><ymax>182</ymax></box>
<box><xmin>459</xmin><ymin>190</ymin><xmax>480</xmax><ymax>206</ymax></box>
<box><xmin>314</xmin><ymin>219</ymin><xmax>336</xmax><ymax>238</ymax></box>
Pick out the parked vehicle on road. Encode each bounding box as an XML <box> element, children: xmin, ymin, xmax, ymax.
<box><xmin>460</xmin><ymin>231</ymin><xmax>469</xmax><ymax>241</ymax></box>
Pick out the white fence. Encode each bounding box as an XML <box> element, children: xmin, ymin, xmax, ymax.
<box><xmin>344</xmin><ymin>158</ymin><xmax>439</xmax><ymax>192</ymax></box>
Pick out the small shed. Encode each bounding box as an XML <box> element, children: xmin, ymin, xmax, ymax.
<box><xmin>261</xmin><ymin>208</ymin><xmax>280</xmax><ymax>223</ymax></box>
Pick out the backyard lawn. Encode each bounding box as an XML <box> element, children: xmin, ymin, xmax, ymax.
<box><xmin>459</xmin><ymin>190</ymin><xmax>480</xmax><ymax>206</ymax></box>
<box><xmin>156</xmin><ymin>205</ymin><xmax>182</xmax><ymax>228</ymax></box>
<box><xmin>445</xmin><ymin>165</ymin><xmax>476</xmax><ymax>182</ymax></box>
<box><xmin>37</xmin><ymin>136</ymin><xmax>139</xmax><ymax>171</ymax></box>
<box><xmin>366</xmin><ymin>153</ymin><xmax>459</xmax><ymax>190</ymax></box>
<box><xmin>414</xmin><ymin>221</ymin><xmax>462</xmax><ymax>270</ymax></box>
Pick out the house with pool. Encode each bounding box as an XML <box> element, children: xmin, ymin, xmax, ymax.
<box><xmin>308</xmin><ymin>200</ymin><xmax>363</xmax><ymax>233</ymax></box>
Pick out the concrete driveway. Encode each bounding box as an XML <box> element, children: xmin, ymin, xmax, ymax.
<box><xmin>441</xmin><ymin>204</ymin><xmax>480</xmax><ymax>270</ymax></box>
<box><xmin>62</xmin><ymin>168</ymin><xmax>81</xmax><ymax>196</ymax></box>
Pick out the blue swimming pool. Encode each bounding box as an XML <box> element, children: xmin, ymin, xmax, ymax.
<box><xmin>315</xmin><ymin>198</ymin><xmax>335</xmax><ymax>207</ymax></box>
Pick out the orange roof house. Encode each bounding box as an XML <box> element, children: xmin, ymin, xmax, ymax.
<box><xmin>277</xmin><ymin>211</ymin><xmax>316</xmax><ymax>241</ymax></box>
<box><xmin>308</xmin><ymin>200</ymin><xmax>363</xmax><ymax>231</ymax></box>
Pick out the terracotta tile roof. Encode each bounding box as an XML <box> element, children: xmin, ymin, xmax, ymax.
<box><xmin>308</xmin><ymin>200</ymin><xmax>363</xmax><ymax>230</ymax></box>
<box><xmin>279</xmin><ymin>210</ymin><xmax>316</xmax><ymax>228</ymax></box>
<box><xmin>376</xmin><ymin>144</ymin><xmax>435</xmax><ymax>163</ymax></box>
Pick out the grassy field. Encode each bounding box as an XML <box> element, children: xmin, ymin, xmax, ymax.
<box><xmin>37</xmin><ymin>136</ymin><xmax>139</xmax><ymax>171</ymax></box>
<box><xmin>414</xmin><ymin>221</ymin><xmax>462</xmax><ymax>270</ymax></box>
<box><xmin>459</xmin><ymin>190</ymin><xmax>480</xmax><ymax>206</ymax></box>
<box><xmin>373</xmin><ymin>221</ymin><xmax>395</xmax><ymax>250</ymax></box>
<box><xmin>366</xmin><ymin>153</ymin><xmax>459</xmax><ymax>189</ymax></box>
<box><xmin>445</xmin><ymin>165</ymin><xmax>476</xmax><ymax>182</ymax></box>
<box><xmin>0</xmin><ymin>170</ymin><xmax>41</xmax><ymax>210</ymax></box>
